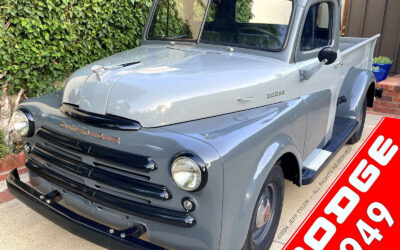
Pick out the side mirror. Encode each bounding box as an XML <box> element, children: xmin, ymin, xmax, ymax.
<box><xmin>318</xmin><ymin>47</ymin><xmax>337</xmax><ymax>65</ymax></box>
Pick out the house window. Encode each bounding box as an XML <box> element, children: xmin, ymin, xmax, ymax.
<box><xmin>300</xmin><ymin>2</ymin><xmax>332</xmax><ymax>51</ymax></box>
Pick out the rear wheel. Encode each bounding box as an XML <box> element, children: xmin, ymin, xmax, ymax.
<box><xmin>242</xmin><ymin>163</ymin><xmax>284</xmax><ymax>250</ymax></box>
<box><xmin>347</xmin><ymin>97</ymin><xmax>367</xmax><ymax>144</ymax></box>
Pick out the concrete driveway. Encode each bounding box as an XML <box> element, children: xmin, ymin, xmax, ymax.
<box><xmin>0</xmin><ymin>114</ymin><xmax>383</xmax><ymax>250</ymax></box>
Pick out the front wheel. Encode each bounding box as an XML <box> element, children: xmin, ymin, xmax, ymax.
<box><xmin>348</xmin><ymin>97</ymin><xmax>367</xmax><ymax>144</ymax></box>
<box><xmin>242</xmin><ymin>163</ymin><xmax>284</xmax><ymax>250</ymax></box>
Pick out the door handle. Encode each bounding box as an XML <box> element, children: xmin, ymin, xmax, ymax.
<box><xmin>237</xmin><ymin>97</ymin><xmax>254</xmax><ymax>102</ymax></box>
<box><xmin>335</xmin><ymin>62</ymin><xmax>344</xmax><ymax>68</ymax></box>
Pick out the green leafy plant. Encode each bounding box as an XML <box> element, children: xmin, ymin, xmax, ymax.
<box><xmin>236</xmin><ymin>0</ymin><xmax>254</xmax><ymax>23</ymax></box>
<box><xmin>372</xmin><ymin>66</ymin><xmax>380</xmax><ymax>71</ymax></box>
<box><xmin>373</xmin><ymin>56</ymin><xmax>393</xmax><ymax>64</ymax></box>
<box><xmin>0</xmin><ymin>130</ymin><xmax>10</xmax><ymax>159</ymax></box>
<box><xmin>0</xmin><ymin>0</ymin><xmax>153</xmax><ymax>97</ymax></box>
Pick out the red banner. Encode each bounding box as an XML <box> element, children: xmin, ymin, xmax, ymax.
<box><xmin>284</xmin><ymin>118</ymin><xmax>400</xmax><ymax>250</ymax></box>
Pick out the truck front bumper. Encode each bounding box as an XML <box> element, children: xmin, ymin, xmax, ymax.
<box><xmin>6</xmin><ymin>168</ymin><xmax>164</xmax><ymax>250</ymax></box>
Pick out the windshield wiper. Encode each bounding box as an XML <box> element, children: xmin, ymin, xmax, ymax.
<box><xmin>157</xmin><ymin>34</ymin><xmax>188</xmax><ymax>40</ymax></box>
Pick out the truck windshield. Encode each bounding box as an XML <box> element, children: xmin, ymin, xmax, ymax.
<box><xmin>202</xmin><ymin>0</ymin><xmax>293</xmax><ymax>50</ymax></box>
<box><xmin>147</xmin><ymin>0</ymin><xmax>293</xmax><ymax>51</ymax></box>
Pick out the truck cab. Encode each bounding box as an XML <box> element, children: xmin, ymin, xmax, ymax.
<box><xmin>7</xmin><ymin>0</ymin><xmax>380</xmax><ymax>249</ymax></box>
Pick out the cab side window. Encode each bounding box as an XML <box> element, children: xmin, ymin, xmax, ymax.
<box><xmin>301</xmin><ymin>2</ymin><xmax>332</xmax><ymax>51</ymax></box>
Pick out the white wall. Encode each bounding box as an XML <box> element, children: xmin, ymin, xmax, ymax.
<box><xmin>250</xmin><ymin>0</ymin><xmax>346</xmax><ymax>25</ymax></box>
<box><xmin>250</xmin><ymin>0</ymin><xmax>293</xmax><ymax>25</ymax></box>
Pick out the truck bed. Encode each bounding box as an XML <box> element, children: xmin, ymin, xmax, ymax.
<box><xmin>339</xmin><ymin>35</ymin><xmax>380</xmax><ymax>77</ymax></box>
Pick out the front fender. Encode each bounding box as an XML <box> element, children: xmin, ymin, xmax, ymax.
<box><xmin>221</xmin><ymin>139</ymin><xmax>302</xmax><ymax>250</ymax></box>
<box><xmin>336</xmin><ymin>68</ymin><xmax>376</xmax><ymax>120</ymax></box>
<box><xmin>166</xmin><ymin>99</ymin><xmax>307</xmax><ymax>249</ymax></box>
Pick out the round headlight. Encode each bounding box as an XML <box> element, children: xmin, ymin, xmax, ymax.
<box><xmin>171</xmin><ymin>156</ymin><xmax>202</xmax><ymax>191</ymax></box>
<box><xmin>11</xmin><ymin>110</ymin><xmax>32</xmax><ymax>137</ymax></box>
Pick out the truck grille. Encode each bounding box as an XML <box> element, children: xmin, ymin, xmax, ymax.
<box><xmin>26</xmin><ymin>126</ymin><xmax>195</xmax><ymax>228</ymax></box>
<box><xmin>36</xmin><ymin>126</ymin><xmax>156</xmax><ymax>172</ymax></box>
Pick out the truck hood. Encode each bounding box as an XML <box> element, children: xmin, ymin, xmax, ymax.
<box><xmin>63</xmin><ymin>45</ymin><xmax>291</xmax><ymax>127</ymax></box>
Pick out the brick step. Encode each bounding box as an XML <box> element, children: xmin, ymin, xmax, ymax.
<box><xmin>371</xmin><ymin>75</ymin><xmax>400</xmax><ymax>115</ymax></box>
<box><xmin>0</xmin><ymin>152</ymin><xmax>25</xmax><ymax>172</ymax></box>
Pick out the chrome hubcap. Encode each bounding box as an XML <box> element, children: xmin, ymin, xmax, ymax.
<box><xmin>255</xmin><ymin>196</ymin><xmax>272</xmax><ymax>229</ymax></box>
<box><xmin>252</xmin><ymin>183</ymin><xmax>278</xmax><ymax>247</ymax></box>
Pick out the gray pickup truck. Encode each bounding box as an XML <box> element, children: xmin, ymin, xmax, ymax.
<box><xmin>7</xmin><ymin>0</ymin><xmax>382</xmax><ymax>249</ymax></box>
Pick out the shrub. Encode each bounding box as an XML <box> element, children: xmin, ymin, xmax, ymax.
<box><xmin>0</xmin><ymin>130</ymin><xmax>10</xmax><ymax>159</ymax></box>
<box><xmin>0</xmin><ymin>0</ymin><xmax>153</xmax><ymax>97</ymax></box>
<box><xmin>373</xmin><ymin>56</ymin><xmax>393</xmax><ymax>64</ymax></box>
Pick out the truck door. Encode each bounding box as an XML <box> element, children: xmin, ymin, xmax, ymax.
<box><xmin>295</xmin><ymin>0</ymin><xmax>342</xmax><ymax>158</ymax></box>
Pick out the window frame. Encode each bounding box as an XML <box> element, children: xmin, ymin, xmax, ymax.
<box><xmin>294</xmin><ymin>0</ymin><xmax>339</xmax><ymax>63</ymax></box>
<box><xmin>300</xmin><ymin>2</ymin><xmax>333</xmax><ymax>51</ymax></box>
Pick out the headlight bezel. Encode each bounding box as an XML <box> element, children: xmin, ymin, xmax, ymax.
<box><xmin>170</xmin><ymin>152</ymin><xmax>208</xmax><ymax>192</ymax></box>
<box><xmin>12</xmin><ymin>108</ymin><xmax>35</xmax><ymax>137</ymax></box>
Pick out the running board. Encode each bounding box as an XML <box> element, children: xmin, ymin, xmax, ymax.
<box><xmin>302</xmin><ymin>117</ymin><xmax>359</xmax><ymax>185</ymax></box>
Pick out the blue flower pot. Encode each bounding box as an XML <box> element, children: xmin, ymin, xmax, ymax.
<box><xmin>373</xmin><ymin>69</ymin><xmax>386</xmax><ymax>82</ymax></box>
<box><xmin>373</xmin><ymin>63</ymin><xmax>392</xmax><ymax>80</ymax></box>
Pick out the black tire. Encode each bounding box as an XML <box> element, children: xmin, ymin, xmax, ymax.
<box><xmin>347</xmin><ymin>97</ymin><xmax>367</xmax><ymax>144</ymax></box>
<box><xmin>242</xmin><ymin>163</ymin><xmax>284</xmax><ymax>250</ymax></box>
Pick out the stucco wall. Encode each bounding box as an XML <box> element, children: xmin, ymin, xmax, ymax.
<box><xmin>251</xmin><ymin>0</ymin><xmax>292</xmax><ymax>25</ymax></box>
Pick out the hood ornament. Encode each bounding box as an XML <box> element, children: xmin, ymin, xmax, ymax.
<box><xmin>91</xmin><ymin>65</ymin><xmax>106</xmax><ymax>80</ymax></box>
<box><xmin>91</xmin><ymin>65</ymin><xmax>123</xmax><ymax>80</ymax></box>
<box><xmin>91</xmin><ymin>61</ymin><xmax>141</xmax><ymax>81</ymax></box>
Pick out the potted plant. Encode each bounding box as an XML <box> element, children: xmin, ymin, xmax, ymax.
<box><xmin>372</xmin><ymin>66</ymin><xmax>385</xmax><ymax>82</ymax></box>
<box><xmin>373</xmin><ymin>56</ymin><xmax>393</xmax><ymax>80</ymax></box>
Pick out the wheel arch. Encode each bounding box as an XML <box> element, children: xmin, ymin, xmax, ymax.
<box><xmin>366</xmin><ymin>81</ymin><xmax>376</xmax><ymax>108</ymax></box>
<box><xmin>279</xmin><ymin>151</ymin><xmax>302</xmax><ymax>186</ymax></box>
<box><xmin>336</xmin><ymin>67</ymin><xmax>376</xmax><ymax>121</ymax></box>
<box><xmin>223</xmin><ymin>143</ymin><xmax>303</xmax><ymax>250</ymax></box>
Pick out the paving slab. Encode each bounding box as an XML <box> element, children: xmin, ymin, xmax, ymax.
<box><xmin>0</xmin><ymin>199</ymin><xmax>101</xmax><ymax>250</ymax></box>
<box><xmin>0</xmin><ymin>114</ymin><xmax>384</xmax><ymax>250</ymax></box>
